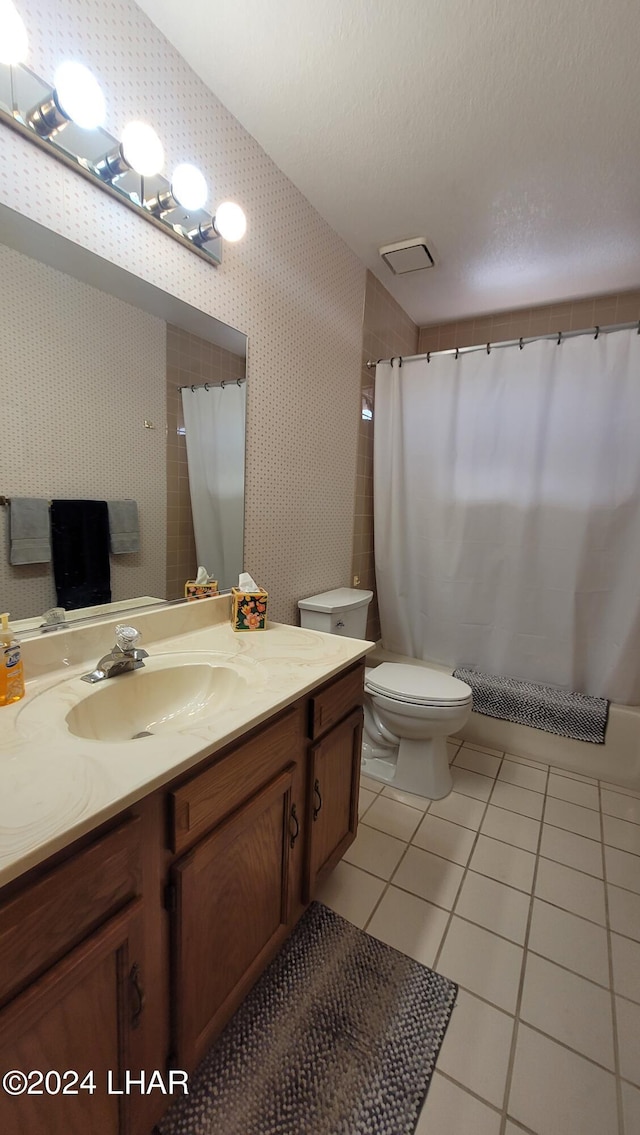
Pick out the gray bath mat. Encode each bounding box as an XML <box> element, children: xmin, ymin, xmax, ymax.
<box><xmin>158</xmin><ymin>901</ymin><xmax>457</xmax><ymax>1135</ymax></box>
<box><xmin>453</xmin><ymin>666</ymin><xmax>610</xmax><ymax>744</ymax></box>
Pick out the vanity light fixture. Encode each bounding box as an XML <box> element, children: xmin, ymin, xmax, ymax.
<box><xmin>0</xmin><ymin>2</ymin><xmax>248</xmax><ymax>265</ymax></box>
<box><xmin>28</xmin><ymin>62</ymin><xmax>106</xmax><ymax>137</ymax></box>
<box><xmin>0</xmin><ymin>0</ymin><xmax>27</xmax><ymax>65</ymax></box>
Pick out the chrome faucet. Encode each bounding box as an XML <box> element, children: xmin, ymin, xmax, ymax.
<box><xmin>81</xmin><ymin>625</ymin><xmax>148</xmax><ymax>684</ymax></box>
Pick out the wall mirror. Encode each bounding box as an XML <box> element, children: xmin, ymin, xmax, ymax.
<box><xmin>0</xmin><ymin>203</ymin><xmax>247</xmax><ymax>636</ymax></box>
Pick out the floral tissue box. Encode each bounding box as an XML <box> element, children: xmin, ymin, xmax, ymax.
<box><xmin>184</xmin><ymin>580</ymin><xmax>219</xmax><ymax>601</ymax></box>
<box><xmin>231</xmin><ymin>587</ymin><xmax>268</xmax><ymax>631</ymax></box>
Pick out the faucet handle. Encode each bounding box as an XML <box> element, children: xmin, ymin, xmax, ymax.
<box><xmin>114</xmin><ymin>624</ymin><xmax>142</xmax><ymax>653</ymax></box>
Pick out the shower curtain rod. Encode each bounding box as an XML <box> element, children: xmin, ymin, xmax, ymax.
<box><xmin>366</xmin><ymin>319</ymin><xmax>640</xmax><ymax>369</ymax></box>
<box><xmin>178</xmin><ymin>377</ymin><xmax>246</xmax><ymax>391</ymax></box>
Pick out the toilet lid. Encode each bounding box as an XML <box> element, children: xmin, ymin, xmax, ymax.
<box><xmin>365</xmin><ymin>663</ymin><xmax>472</xmax><ymax>706</ymax></box>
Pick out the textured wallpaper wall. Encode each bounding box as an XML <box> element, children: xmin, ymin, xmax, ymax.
<box><xmin>0</xmin><ymin>243</ymin><xmax>166</xmax><ymax>620</ymax></box>
<box><xmin>0</xmin><ymin>0</ymin><xmax>366</xmax><ymax>624</ymax></box>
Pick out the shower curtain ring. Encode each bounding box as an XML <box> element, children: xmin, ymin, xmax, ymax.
<box><xmin>204</xmin><ymin>383</ymin><xmax>210</xmax><ymax>391</ymax></box>
<box><xmin>486</xmin><ymin>342</ymin><xmax>491</xmax><ymax>354</ymax></box>
<box><xmin>594</xmin><ymin>326</ymin><xmax>600</xmax><ymax>339</ymax></box>
<box><xmin>426</xmin><ymin>352</ymin><xmax>431</xmax><ymax>363</ymax></box>
<box><xmin>557</xmin><ymin>331</ymin><xmax>563</xmax><ymax>345</ymax></box>
<box><xmin>190</xmin><ymin>384</ymin><xmax>196</xmax><ymax>392</ymax></box>
<box><xmin>455</xmin><ymin>347</ymin><xmax>459</xmax><ymax>360</ymax></box>
<box><xmin>519</xmin><ymin>337</ymin><xmax>524</xmax><ymax>350</ymax></box>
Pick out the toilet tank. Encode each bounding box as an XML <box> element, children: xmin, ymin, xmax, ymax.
<box><xmin>298</xmin><ymin>588</ymin><xmax>373</xmax><ymax>638</ymax></box>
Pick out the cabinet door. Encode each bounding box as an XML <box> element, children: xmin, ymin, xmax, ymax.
<box><xmin>172</xmin><ymin>765</ymin><xmax>298</xmax><ymax>1070</ymax></box>
<box><xmin>306</xmin><ymin>707</ymin><xmax>363</xmax><ymax>899</ymax></box>
<box><xmin>0</xmin><ymin>900</ymin><xmax>144</xmax><ymax>1135</ymax></box>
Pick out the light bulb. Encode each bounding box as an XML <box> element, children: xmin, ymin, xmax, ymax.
<box><xmin>170</xmin><ymin>163</ymin><xmax>208</xmax><ymax>211</ymax></box>
<box><xmin>213</xmin><ymin>201</ymin><xmax>247</xmax><ymax>242</ymax></box>
<box><xmin>0</xmin><ymin>0</ymin><xmax>28</xmax><ymax>65</ymax></box>
<box><xmin>54</xmin><ymin>62</ymin><xmax>105</xmax><ymax>130</ymax></box>
<box><xmin>121</xmin><ymin>121</ymin><xmax>164</xmax><ymax>177</ymax></box>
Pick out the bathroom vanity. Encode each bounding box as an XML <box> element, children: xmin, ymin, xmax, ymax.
<box><xmin>0</xmin><ymin>598</ymin><xmax>372</xmax><ymax>1134</ymax></box>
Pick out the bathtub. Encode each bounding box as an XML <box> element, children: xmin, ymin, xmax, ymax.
<box><xmin>369</xmin><ymin>646</ymin><xmax>640</xmax><ymax>790</ymax></box>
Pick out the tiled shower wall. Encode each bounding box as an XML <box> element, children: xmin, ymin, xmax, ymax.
<box><xmin>418</xmin><ymin>289</ymin><xmax>640</xmax><ymax>353</ymax></box>
<box><xmin>0</xmin><ymin>0</ymin><xmax>365</xmax><ymax>626</ymax></box>
<box><xmin>165</xmin><ymin>326</ymin><xmax>245</xmax><ymax>600</ymax></box>
<box><xmin>353</xmin><ymin>271</ymin><xmax>419</xmax><ymax>641</ymax></box>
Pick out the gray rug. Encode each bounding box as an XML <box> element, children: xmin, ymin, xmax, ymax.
<box><xmin>453</xmin><ymin>666</ymin><xmax>610</xmax><ymax>744</ymax></box>
<box><xmin>159</xmin><ymin>901</ymin><xmax>457</xmax><ymax>1135</ymax></box>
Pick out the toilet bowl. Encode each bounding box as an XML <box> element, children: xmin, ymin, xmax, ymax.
<box><xmin>297</xmin><ymin>588</ymin><xmax>472</xmax><ymax>801</ymax></box>
<box><xmin>362</xmin><ymin>663</ymin><xmax>472</xmax><ymax>799</ymax></box>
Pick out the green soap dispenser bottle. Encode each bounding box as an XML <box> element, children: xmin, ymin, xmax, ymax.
<box><xmin>0</xmin><ymin>612</ymin><xmax>25</xmax><ymax>706</ymax></box>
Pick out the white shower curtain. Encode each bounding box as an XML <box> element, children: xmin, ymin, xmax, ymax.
<box><xmin>181</xmin><ymin>383</ymin><xmax>246</xmax><ymax>591</ymax></box>
<box><xmin>374</xmin><ymin>330</ymin><xmax>640</xmax><ymax>704</ymax></box>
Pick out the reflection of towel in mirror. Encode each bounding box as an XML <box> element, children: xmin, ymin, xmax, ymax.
<box><xmin>9</xmin><ymin>498</ymin><xmax>51</xmax><ymax>564</ymax></box>
<box><xmin>107</xmin><ymin>500</ymin><xmax>139</xmax><ymax>554</ymax></box>
<box><xmin>50</xmin><ymin>500</ymin><xmax>111</xmax><ymax>611</ymax></box>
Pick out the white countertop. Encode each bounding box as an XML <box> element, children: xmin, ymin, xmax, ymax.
<box><xmin>0</xmin><ymin>601</ymin><xmax>373</xmax><ymax>888</ymax></box>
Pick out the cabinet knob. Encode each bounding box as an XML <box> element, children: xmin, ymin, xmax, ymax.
<box><xmin>313</xmin><ymin>779</ymin><xmax>323</xmax><ymax>821</ymax></box>
<box><xmin>289</xmin><ymin>803</ymin><xmax>300</xmax><ymax>849</ymax></box>
<box><xmin>129</xmin><ymin>963</ymin><xmax>145</xmax><ymax>1029</ymax></box>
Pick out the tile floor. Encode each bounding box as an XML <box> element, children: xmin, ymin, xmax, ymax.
<box><xmin>316</xmin><ymin>739</ymin><xmax>640</xmax><ymax>1135</ymax></box>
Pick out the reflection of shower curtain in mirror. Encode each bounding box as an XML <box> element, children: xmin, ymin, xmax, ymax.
<box><xmin>374</xmin><ymin>332</ymin><xmax>640</xmax><ymax>704</ymax></box>
<box><xmin>181</xmin><ymin>383</ymin><xmax>246</xmax><ymax>590</ymax></box>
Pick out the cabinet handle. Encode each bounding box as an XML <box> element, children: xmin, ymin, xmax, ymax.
<box><xmin>129</xmin><ymin>963</ymin><xmax>145</xmax><ymax>1029</ymax></box>
<box><xmin>289</xmin><ymin>803</ymin><xmax>300</xmax><ymax>848</ymax></box>
<box><xmin>313</xmin><ymin>779</ymin><xmax>323</xmax><ymax>821</ymax></box>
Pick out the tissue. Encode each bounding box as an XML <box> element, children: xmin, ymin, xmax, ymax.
<box><xmin>184</xmin><ymin>565</ymin><xmax>219</xmax><ymax>601</ymax></box>
<box><xmin>231</xmin><ymin>572</ymin><xmax>268</xmax><ymax>631</ymax></box>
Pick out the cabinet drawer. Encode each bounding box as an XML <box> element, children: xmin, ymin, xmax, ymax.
<box><xmin>308</xmin><ymin>662</ymin><xmax>365</xmax><ymax>739</ymax></box>
<box><xmin>0</xmin><ymin>817</ymin><xmax>141</xmax><ymax>1007</ymax></box>
<box><xmin>170</xmin><ymin>704</ymin><xmax>305</xmax><ymax>855</ymax></box>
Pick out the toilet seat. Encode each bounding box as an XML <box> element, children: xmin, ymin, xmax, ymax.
<box><xmin>365</xmin><ymin>663</ymin><xmax>472</xmax><ymax>708</ymax></box>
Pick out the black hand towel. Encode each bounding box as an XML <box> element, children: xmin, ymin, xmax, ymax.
<box><xmin>50</xmin><ymin>500</ymin><xmax>111</xmax><ymax>611</ymax></box>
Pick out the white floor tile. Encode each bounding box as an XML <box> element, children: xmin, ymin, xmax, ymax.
<box><xmin>360</xmin><ymin>774</ymin><xmax>384</xmax><ymax>794</ymax></box>
<box><xmin>528</xmin><ymin>899</ymin><xmax>610</xmax><ymax>987</ymax></box>
<box><xmin>605</xmin><ymin>845</ymin><xmax>640</xmax><ymax>895</ymax></box>
<box><xmin>460</xmin><ymin>741</ymin><xmax>503</xmax><ymax>757</ymax></box>
<box><xmin>547</xmin><ymin>773</ymin><xmax>600</xmax><ymax>810</ymax></box>
<box><xmin>498</xmin><ymin>760</ymin><xmax>547</xmax><ymax>793</ymax></box>
<box><xmin>438</xmin><ymin>917</ymin><xmax>523</xmax><ymax>1012</ymax></box>
<box><xmin>456</xmin><ymin>871</ymin><xmax>530</xmax><ymax>944</ymax></box>
<box><xmin>470</xmin><ymin>834</ymin><xmax>536</xmax><ymax>892</ymax></box>
<box><xmin>436</xmin><ymin>990</ymin><xmax>515</xmax><ymax>1107</ymax></box>
<box><xmin>381</xmin><ymin>784</ymin><xmax>430</xmax><ymax>810</ymax></box>
<box><xmin>453</xmin><ymin>746</ymin><xmax>501</xmax><ymax>778</ymax></box>
<box><xmin>358</xmin><ymin>786</ymin><xmax>377</xmax><ymax>817</ymax></box>
<box><xmin>601</xmin><ymin>788</ymin><xmax>640</xmax><ymax>824</ymax></box>
<box><xmin>491</xmin><ymin>781</ymin><xmax>545</xmax><ymax>820</ymax></box>
<box><xmin>611</xmin><ymin>933</ymin><xmax>640</xmax><ymax>1004</ymax></box>
<box><xmin>314</xmin><ymin>861</ymin><xmax>385</xmax><ymax>928</ymax></box>
<box><xmin>342</xmin><ymin>823</ymin><xmax>406</xmax><ymax>880</ymax></box>
<box><xmin>393</xmin><ymin>846</ymin><xmax>464</xmax><ymax>910</ymax></box>
<box><xmin>616</xmin><ymin>995</ymin><xmax>640</xmax><ymax>1087</ymax></box>
<box><xmin>520</xmin><ymin>952</ymin><xmax>615</xmax><ymax>1069</ymax></box>
<box><xmin>540</xmin><ymin>823</ymin><xmax>603</xmax><ymax>878</ymax></box>
<box><xmin>550</xmin><ymin>766</ymin><xmax>598</xmax><ymax>785</ymax></box>
<box><xmin>603</xmin><ymin>814</ymin><xmax>640</xmax><ymax>855</ymax></box>
<box><xmin>508</xmin><ymin>1024</ymin><xmax>618</xmax><ymax>1135</ymax></box>
<box><xmin>621</xmin><ymin>1081</ymin><xmax>640</xmax><ymax>1135</ymax></box>
<box><xmin>446</xmin><ymin>739</ymin><xmax>462</xmax><ymax>761</ymax></box>
<box><xmin>480</xmin><ymin>805</ymin><xmax>540</xmax><ymax>853</ymax></box>
<box><xmin>412</xmin><ymin>813</ymin><xmax>476</xmax><ymax>866</ymax></box>
<box><xmin>451</xmin><ymin>765</ymin><xmax>494</xmax><ymax>801</ymax></box>
<box><xmin>505</xmin><ymin>751</ymin><xmax>550</xmax><ymax>770</ymax></box>
<box><xmin>365</xmin><ymin>886</ymin><xmax>449</xmax><ymax>967</ymax></box>
<box><xmin>600</xmin><ymin>780</ymin><xmax>640</xmax><ymax>800</ymax></box>
<box><xmin>535</xmin><ymin>858</ymin><xmax>606</xmax><ymax>925</ymax></box>
<box><xmin>544</xmin><ymin>796</ymin><xmax>601</xmax><ymax>840</ymax></box>
<box><xmin>415</xmin><ymin>1072</ymin><xmax>501</xmax><ymax>1135</ymax></box>
<box><xmin>361</xmin><ymin>795</ymin><xmax>423</xmax><ymax>842</ymax></box>
<box><xmin>429</xmin><ymin>791</ymin><xmax>486</xmax><ymax>831</ymax></box>
<box><xmin>608</xmin><ymin>885</ymin><xmax>640</xmax><ymax>942</ymax></box>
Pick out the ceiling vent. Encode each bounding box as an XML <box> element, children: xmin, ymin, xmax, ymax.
<box><xmin>379</xmin><ymin>238</ymin><xmax>434</xmax><ymax>275</ymax></box>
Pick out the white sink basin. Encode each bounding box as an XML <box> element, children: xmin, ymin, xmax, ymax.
<box><xmin>17</xmin><ymin>651</ymin><xmax>263</xmax><ymax>745</ymax></box>
<box><xmin>66</xmin><ymin>663</ymin><xmax>247</xmax><ymax>742</ymax></box>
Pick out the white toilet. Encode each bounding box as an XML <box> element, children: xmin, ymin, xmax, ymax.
<box><xmin>298</xmin><ymin>588</ymin><xmax>473</xmax><ymax>800</ymax></box>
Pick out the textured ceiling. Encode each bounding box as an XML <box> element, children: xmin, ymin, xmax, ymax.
<box><xmin>134</xmin><ymin>0</ymin><xmax>640</xmax><ymax>325</ymax></box>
